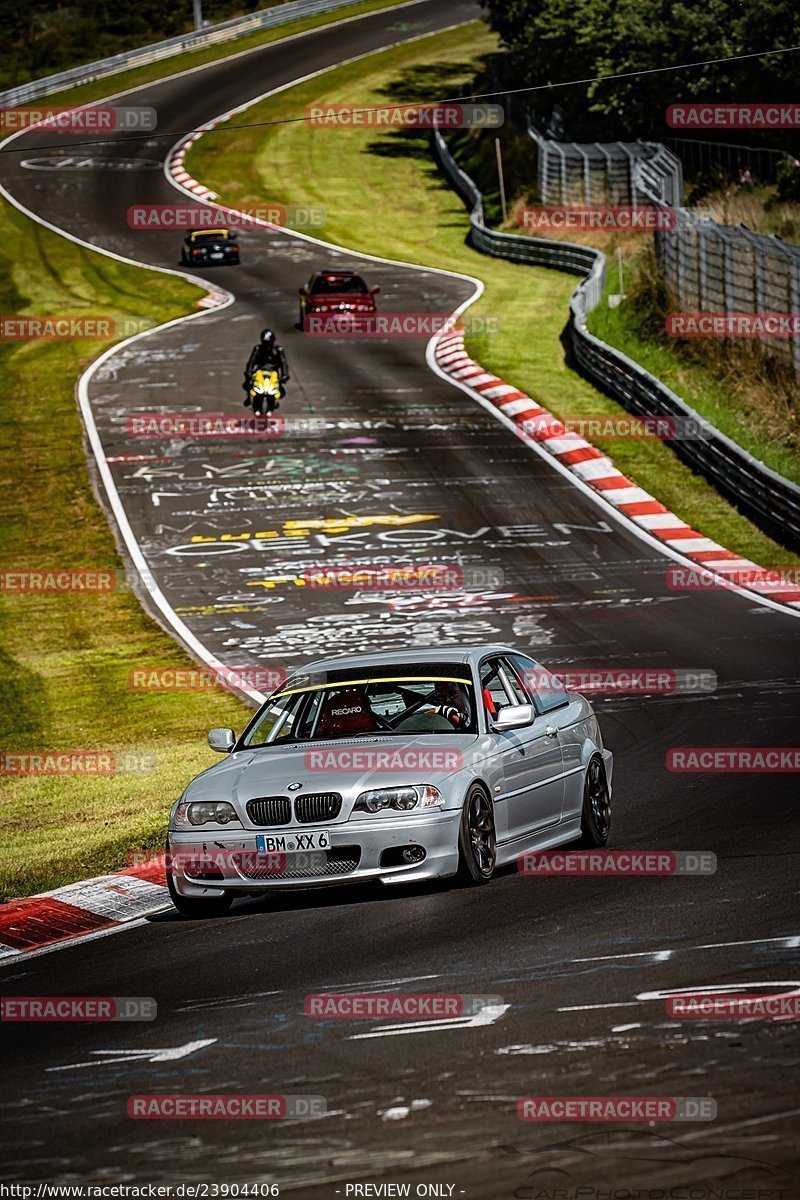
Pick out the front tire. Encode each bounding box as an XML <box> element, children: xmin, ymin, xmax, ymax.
<box><xmin>576</xmin><ymin>756</ymin><xmax>612</xmax><ymax>847</ymax></box>
<box><xmin>457</xmin><ymin>785</ymin><xmax>496</xmax><ymax>885</ymax></box>
<box><xmin>166</xmin><ymin>842</ymin><xmax>233</xmax><ymax>918</ymax></box>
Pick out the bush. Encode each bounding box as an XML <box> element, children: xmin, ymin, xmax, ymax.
<box><xmin>776</xmin><ymin>157</ymin><xmax>800</xmax><ymax>203</ymax></box>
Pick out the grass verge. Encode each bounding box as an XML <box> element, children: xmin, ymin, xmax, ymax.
<box><xmin>0</xmin><ymin>207</ymin><xmax>250</xmax><ymax>900</ymax></box>
<box><xmin>186</xmin><ymin>20</ymin><xmax>800</xmax><ymax>568</ymax></box>
<box><xmin>587</xmin><ymin>248</ymin><xmax>800</xmax><ymax>487</ymax></box>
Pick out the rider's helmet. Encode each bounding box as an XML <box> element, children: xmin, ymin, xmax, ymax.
<box><xmin>260</xmin><ymin>329</ymin><xmax>276</xmax><ymax>348</ymax></box>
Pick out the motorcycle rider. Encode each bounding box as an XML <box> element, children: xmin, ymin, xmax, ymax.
<box><xmin>243</xmin><ymin>328</ymin><xmax>289</xmax><ymax>405</ymax></box>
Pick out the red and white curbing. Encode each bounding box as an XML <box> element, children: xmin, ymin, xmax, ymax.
<box><xmin>169</xmin><ymin>133</ymin><xmax>218</xmax><ymax>201</ymax></box>
<box><xmin>167</xmin><ymin>120</ymin><xmax>286</xmax><ymax>232</ymax></box>
<box><xmin>0</xmin><ymin>861</ymin><xmax>169</xmax><ymax>959</ymax></box>
<box><xmin>434</xmin><ymin>328</ymin><xmax>800</xmax><ymax>609</ymax></box>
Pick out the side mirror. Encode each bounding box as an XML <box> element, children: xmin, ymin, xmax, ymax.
<box><xmin>370</xmin><ymin>285</ymin><xmax>381</xmax><ymax>294</ymax></box>
<box><xmin>208</xmin><ymin>727</ymin><xmax>235</xmax><ymax>753</ymax></box>
<box><xmin>491</xmin><ymin>704</ymin><xmax>534</xmax><ymax>733</ymax></box>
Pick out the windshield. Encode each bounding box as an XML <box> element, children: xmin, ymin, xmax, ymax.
<box><xmin>242</xmin><ymin>668</ymin><xmax>476</xmax><ymax>746</ymax></box>
<box><xmin>310</xmin><ymin>273</ymin><xmax>368</xmax><ymax>294</ymax></box>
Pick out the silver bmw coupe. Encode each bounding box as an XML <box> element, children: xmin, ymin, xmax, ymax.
<box><xmin>167</xmin><ymin>645</ymin><xmax>613</xmax><ymax>915</ymax></box>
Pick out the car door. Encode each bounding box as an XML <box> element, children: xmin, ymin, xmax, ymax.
<box><xmin>480</xmin><ymin>656</ymin><xmax>565</xmax><ymax>845</ymax></box>
<box><xmin>510</xmin><ymin>652</ymin><xmax>585</xmax><ymax>821</ymax></box>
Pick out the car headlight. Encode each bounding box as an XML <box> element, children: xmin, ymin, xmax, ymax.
<box><xmin>314</xmin><ymin>303</ymin><xmax>330</xmax><ymax>313</ymax></box>
<box><xmin>173</xmin><ymin>800</ymin><xmax>241</xmax><ymax>829</ymax></box>
<box><xmin>353</xmin><ymin>785</ymin><xmax>443</xmax><ymax>814</ymax></box>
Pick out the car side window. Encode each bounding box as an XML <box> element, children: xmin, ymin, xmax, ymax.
<box><xmin>479</xmin><ymin>657</ymin><xmax>516</xmax><ymax>721</ymax></box>
<box><xmin>497</xmin><ymin>657</ymin><xmax>528</xmax><ymax>706</ymax></box>
<box><xmin>509</xmin><ymin>652</ymin><xmax>571</xmax><ymax>714</ymax></box>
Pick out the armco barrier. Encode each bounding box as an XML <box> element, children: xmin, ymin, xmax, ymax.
<box><xmin>431</xmin><ymin>128</ymin><xmax>800</xmax><ymax>553</ymax></box>
<box><xmin>0</xmin><ymin>0</ymin><xmax>369</xmax><ymax>107</ymax></box>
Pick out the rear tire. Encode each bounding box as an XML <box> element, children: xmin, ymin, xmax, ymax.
<box><xmin>576</xmin><ymin>756</ymin><xmax>612</xmax><ymax>847</ymax></box>
<box><xmin>457</xmin><ymin>785</ymin><xmax>496</xmax><ymax>885</ymax></box>
<box><xmin>166</xmin><ymin>842</ymin><xmax>233</xmax><ymax>918</ymax></box>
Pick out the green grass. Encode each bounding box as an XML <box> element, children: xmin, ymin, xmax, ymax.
<box><xmin>186</xmin><ymin>20</ymin><xmax>800</xmax><ymax>568</ymax></box>
<box><xmin>0</xmin><ymin>204</ymin><xmax>251</xmax><ymax>900</ymax></box>
<box><xmin>587</xmin><ymin>253</ymin><xmax>800</xmax><ymax>487</ymax></box>
<box><xmin>27</xmin><ymin>0</ymin><xmax>413</xmax><ymax>110</ymax></box>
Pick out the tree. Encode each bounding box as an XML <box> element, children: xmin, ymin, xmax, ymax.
<box><xmin>479</xmin><ymin>0</ymin><xmax>800</xmax><ymax>145</ymax></box>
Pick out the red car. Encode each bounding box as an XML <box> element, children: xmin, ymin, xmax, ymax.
<box><xmin>299</xmin><ymin>269</ymin><xmax>379</xmax><ymax>328</ymax></box>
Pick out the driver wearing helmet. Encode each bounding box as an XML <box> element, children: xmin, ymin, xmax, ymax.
<box><xmin>243</xmin><ymin>328</ymin><xmax>289</xmax><ymax>403</ymax></box>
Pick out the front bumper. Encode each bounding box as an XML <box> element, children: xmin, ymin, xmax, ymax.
<box><xmin>168</xmin><ymin>809</ymin><xmax>461</xmax><ymax>897</ymax></box>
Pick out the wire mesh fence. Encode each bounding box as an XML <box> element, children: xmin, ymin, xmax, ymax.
<box><xmin>665</xmin><ymin>137</ymin><xmax>792</xmax><ymax>186</ymax></box>
<box><xmin>529</xmin><ymin>125</ymin><xmax>800</xmax><ymax>376</ymax></box>
<box><xmin>529</xmin><ymin>126</ymin><xmax>684</xmax><ymax>209</ymax></box>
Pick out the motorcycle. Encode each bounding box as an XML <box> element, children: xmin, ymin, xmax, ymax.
<box><xmin>245</xmin><ymin>368</ymin><xmax>284</xmax><ymax>415</ymax></box>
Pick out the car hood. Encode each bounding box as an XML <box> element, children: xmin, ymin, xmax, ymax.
<box><xmin>184</xmin><ymin>734</ymin><xmax>481</xmax><ymax>804</ymax></box>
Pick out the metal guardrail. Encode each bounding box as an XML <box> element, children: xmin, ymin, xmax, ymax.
<box><xmin>0</xmin><ymin>0</ymin><xmax>364</xmax><ymax>106</ymax></box>
<box><xmin>436</xmin><ymin>130</ymin><xmax>604</xmax><ymax>295</ymax></box>
<box><xmin>431</xmin><ymin>128</ymin><xmax>800</xmax><ymax>552</ymax></box>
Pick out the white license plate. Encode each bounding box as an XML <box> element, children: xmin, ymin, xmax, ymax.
<box><xmin>210</xmin><ymin>252</ymin><xmax>224</xmax><ymax>259</ymax></box>
<box><xmin>256</xmin><ymin>831</ymin><xmax>331</xmax><ymax>853</ymax></box>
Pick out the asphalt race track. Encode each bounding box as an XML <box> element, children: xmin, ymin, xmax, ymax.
<box><xmin>1</xmin><ymin>1</ymin><xmax>799</xmax><ymax>1194</ymax></box>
